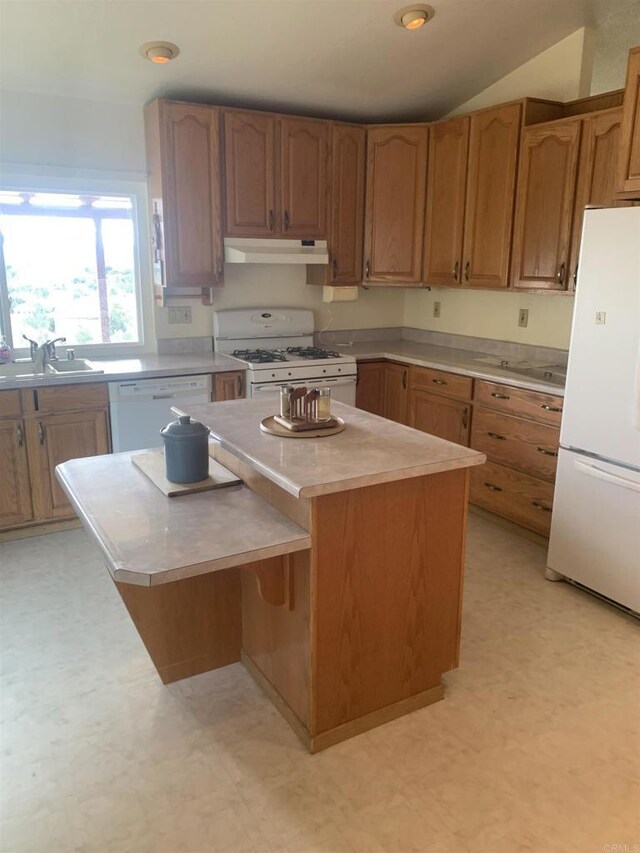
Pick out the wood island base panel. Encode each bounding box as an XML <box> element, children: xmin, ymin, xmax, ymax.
<box><xmin>55</xmin><ymin>399</ymin><xmax>484</xmax><ymax>751</ymax></box>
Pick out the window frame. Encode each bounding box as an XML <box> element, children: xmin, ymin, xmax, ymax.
<box><xmin>0</xmin><ymin>174</ymin><xmax>154</xmax><ymax>358</ymax></box>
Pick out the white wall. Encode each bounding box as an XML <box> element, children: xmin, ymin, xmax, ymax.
<box><xmin>404</xmin><ymin>288</ymin><xmax>574</xmax><ymax>350</ymax></box>
<box><xmin>153</xmin><ymin>266</ymin><xmax>406</xmax><ymax>339</ymax></box>
<box><xmin>447</xmin><ymin>28</ymin><xmax>593</xmax><ymax>117</ymax></box>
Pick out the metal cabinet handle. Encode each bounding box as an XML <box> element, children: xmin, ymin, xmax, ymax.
<box><xmin>365</xmin><ymin>260</ymin><xmax>370</xmax><ymax>279</ymax></box>
<box><xmin>402</xmin><ymin>370</ymin><xmax>407</xmax><ymax>389</ymax></box>
<box><xmin>537</xmin><ymin>447</ymin><xmax>558</xmax><ymax>457</ymax></box>
<box><xmin>464</xmin><ymin>261</ymin><xmax>470</xmax><ymax>282</ymax></box>
<box><xmin>37</xmin><ymin>421</ymin><xmax>45</xmax><ymax>445</ymax></box>
<box><xmin>269</xmin><ymin>209</ymin><xmax>275</xmax><ymax>231</ymax></box>
<box><xmin>217</xmin><ymin>258</ymin><xmax>223</xmax><ymax>278</ymax></box>
<box><xmin>462</xmin><ymin>407</ymin><xmax>469</xmax><ymax>429</ymax></box>
<box><xmin>283</xmin><ymin>210</ymin><xmax>290</xmax><ymax>231</ymax></box>
<box><xmin>541</xmin><ymin>404</ymin><xmax>563</xmax><ymax>412</ymax></box>
<box><xmin>332</xmin><ymin>258</ymin><xmax>338</xmax><ymax>280</ymax></box>
<box><xmin>556</xmin><ymin>262</ymin><xmax>566</xmax><ymax>286</ymax></box>
<box><xmin>432</xmin><ymin>378</ymin><xmax>448</xmax><ymax>386</ymax></box>
<box><xmin>532</xmin><ymin>501</ymin><xmax>552</xmax><ymax>512</ymax></box>
<box><xmin>572</xmin><ymin>265</ymin><xmax>578</xmax><ymax>288</ymax></box>
<box><xmin>452</xmin><ymin>261</ymin><xmax>459</xmax><ymax>282</ymax></box>
<box><xmin>488</xmin><ymin>431</ymin><xmax>506</xmax><ymax>441</ymax></box>
<box><xmin>16</xmin><ymin>423</ymin><xmax>24</xmax><ymax>447</ymax></box>
<box><xmin>484</xmin><ymin>482</ymin><xmax>503</xmax><ymax>492</ymax></box>
<box><xmin>236</xmin><ymin>374</ymin><xmax>244</xmax><ymax>398</ymax></box>
<box><xmin>491</xmin><ymin>392</ymin><xmax>510</xmax><ymax>400</ymax></box>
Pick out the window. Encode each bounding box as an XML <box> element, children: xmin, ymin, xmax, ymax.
<box><xmin>0</xmin><ymin>189</ymin><xmax>145</xmax><ymax>351</ymax></box>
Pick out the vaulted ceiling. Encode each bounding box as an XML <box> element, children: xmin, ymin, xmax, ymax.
<box><xmin>0</xmin><ymin>0</ymin><xmax>632</xmax><ymax>121</ymax></box>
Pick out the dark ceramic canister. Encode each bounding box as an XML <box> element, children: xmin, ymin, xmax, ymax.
<box><xmin>160</xmin><ymin>415</ymin><xmax>210</xmax><ymax>483</ymax></box>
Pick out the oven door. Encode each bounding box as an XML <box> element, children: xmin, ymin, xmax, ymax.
<box><xmin>251</xmin><ymin>376</ymin><xmax>356</xmax><ymax>405</ymax></box>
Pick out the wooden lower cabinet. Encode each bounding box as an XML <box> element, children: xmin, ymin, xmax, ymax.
<box><xmin>470</xmin><ymin>407</ymin><xmax>559</xmax><ymax>482</ymax></box>
<box><xmin>470</xmin><ymin>461</ymin><xmax>554</xmax><ymax>536</ymax></box>
<box><xmin>355</xmin><ymin>362</ymin><xmax>386</xmax><ymax>416</ymax></box>
<box><xmin>214</xmin><ymin>370</ymin><xmax>245</xmax><ymax>401</ymax></box>
<box><xmin>409</xmin><ymin>390</ymin><xmax>470</xmax><ymax>446</ymax></box>
<box><xmin>355</xmin><ymin>361</ymin><xmax>408</xmax><ymax>423</ymax></box>
<box><xmin>0</xmin><ymin>418</ymin><xmax>33</xmax><ymax>528</ymax></box>
<box><xmin>25</xmin><ymin>410</ymin><xmax>110</xmax><ymax>520</ymax></box>
<box><xmin>384</xmin><ymin>363</ymin><xmax>409</xmax><ymax>424</ymax></box>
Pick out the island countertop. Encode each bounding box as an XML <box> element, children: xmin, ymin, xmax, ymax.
<box><xmin>177</xmin><ymin>398</ymin><xmax>486</xmax><ymax>499</ymax></box>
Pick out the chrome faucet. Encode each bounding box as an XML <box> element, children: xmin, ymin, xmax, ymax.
<box><xmin>34</xmin><ymin>337</ymin><xmax>67</xmax><ymax>372</ymax></box>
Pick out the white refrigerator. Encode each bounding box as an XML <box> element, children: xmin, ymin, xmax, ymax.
<box><xmin>547</xmin><ymin>207</ymin><xmax>640</xmax><ymax>614</ymax></box>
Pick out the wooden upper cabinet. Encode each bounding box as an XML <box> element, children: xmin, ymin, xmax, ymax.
<box><xmin>570</xmin><ymin>108</ymin><xmax>627</xmax><ymax>288</ymax></box>
<box><xmin>463</xmin><ymin>103</ymin><xmax>522</xmax><ymax>289</ymax></box>
<box><xmin>144</xmin><ymin>100</ymin><xmax>224</xmax><ymax>288</ymax></box>
<box><xmin>423</xmin><ymin>117</ymin><xmax>469</xmax><ymax>287</ymax></box>
<box><xmin>329</xmin><ymin>123</ymin><xmax>366</xmax><ymax>284</ymax></box>
<box><xmin>224</xmin><ymin>111</ymin><xmax>277</xmax><ymax>236</ymax></box>
<box><xmin>617</xmin><ymin>45</ymin><xmax>640</xmax><ymax>197</ymax></box>
<box><xmin>280</xmin><ymin>117</ymin><xmax>329</xmax><ymax>238</ymax></box>
<box><xmin>511</xmin><ymin>118</ymin><xmax>582</xmax><ymax>290</ymax></box>
<box><xmin>364</xmin><ymin>125</ymin><xmax>428</xmax><ymax>284</ymax></box>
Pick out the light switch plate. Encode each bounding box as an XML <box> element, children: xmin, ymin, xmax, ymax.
<box><xmin>433</xmin><ymin>301</ymin><xmax>441</xmax><ymax>318</ymax></box>
<box><xmin>168</xmin><ymin>306</ymin><xmax>192</xmax><ymax>324</ymax></box>
<box><xmin>595</xmin><ymin>311</ymin><xmax>606</xmax><ymax>325</ymax></box>
<box><xmin>518</xmin><ymin>308</ymin><xmax>529</xmax><ymax>328</ymax></box>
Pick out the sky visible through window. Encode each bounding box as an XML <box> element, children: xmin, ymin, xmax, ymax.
<box><xmin>0</xmin><ymin>192</ymin><xmax>140</xmax><ymax>348</ymax></box>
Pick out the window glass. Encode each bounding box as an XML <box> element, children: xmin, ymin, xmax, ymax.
<box><xmin>0</xmin><ymin>192</ymin><xmax>141</xmax><ymax>347</ymax></box>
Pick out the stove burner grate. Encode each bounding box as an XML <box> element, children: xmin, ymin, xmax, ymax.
<box><xmin>285</xmin><ymin>346</ymin><xmax>341</xmax><ymax>360</ymax></box>
<box><xmin>232</xmin><ymin>348</ymin><xmax>287</xmax><ymax>364</ymax></box>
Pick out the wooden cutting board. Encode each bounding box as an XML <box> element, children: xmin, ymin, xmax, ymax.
<box><xmin>131</xmin><ymin>449</ymin><xmax>241</xmax><ymax>497</ymax></box>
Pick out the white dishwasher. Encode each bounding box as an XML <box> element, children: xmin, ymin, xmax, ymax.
<box><xmin>109</xmin><ymin>375</ymin><xmax>212</xmax><ymax>452</ymax></box>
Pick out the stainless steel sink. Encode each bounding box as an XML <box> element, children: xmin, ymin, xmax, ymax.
<box><xmin>46</xmin><ymin>359</ymin><xmax>104</xmax><ymax>376</ymax></box>
<box><xmin>0</xmin><ymin>358</ymin><xmax>104</xmax><ymax>380</ymax></box>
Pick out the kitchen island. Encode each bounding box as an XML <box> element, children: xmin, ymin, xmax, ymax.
<box><xmin>57</xmin><ymin>399</ymin><xmax>485</xmax><ymax>751</ymax></box>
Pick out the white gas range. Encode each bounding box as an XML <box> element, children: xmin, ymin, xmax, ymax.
<box><xmin>213</xmin><ymin>308</ymin><xmax>357</xmax><ymax>404</ymax></box>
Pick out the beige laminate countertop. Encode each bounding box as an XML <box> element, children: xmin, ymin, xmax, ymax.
<box><xmin>334</xmin><ymin>340</ymin><xmax>566</xmax><ymax>396</ymax></box>
<box><xmin>55</xmin><ymin>452</ymin><xmax>311</xmax><ymax>587</ymax></box>
<box><xmin>178</xmin><ymin>398</ymin><xmax>486</xmax><ymax>499</ymax></box>
<box><xmin>0</xmin><ymin>352</ymin><xmax>242</xmax><ymax>392</ymax></box>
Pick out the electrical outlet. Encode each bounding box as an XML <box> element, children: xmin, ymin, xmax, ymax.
<box><xmin>595</xmin><ymin>311</ymin><xmax>606</xmax><ymax>325</ymax></box>
<box><xmin>433</xmin><ymin>301</ymin><xmax>441</xmax><ymax>318</ymax></box>
<box><xmin>518</xmin><ymin>308</ymin><xmax>529</xmax><ymax>328</ymax></box>
<box><xmin>168</xmin><ymin>306</ymin><xmax>192</xmax><ymax>325</ymax></box>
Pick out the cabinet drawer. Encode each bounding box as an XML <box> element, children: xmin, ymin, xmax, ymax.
<box><xmin>474</xmin><ymin>380</ymin><xmax>564</xmax><ymax>426</ymax></box>
<box><xmin>470</xmin><ymin>407</ymin><xmax>559</xmax><ymax>482</ymax></box>
<box><xmin>470</xmin><ymin>461</ymin><xmax>554</xmax><ymax>536</ymax></box>
<box><xmin>27</xmin><ymin>383</ymin><xmax>109</xmax><ymax>415</ymax></box>
<box><xmin>410</xmin><ymin>366</ymin><xmax>473</xmax><ymax>400</ymax></box>
<box><xmin>0</xmin><ymin>390</ymin><xmax>22</xmax><ymax>418</ymax></box>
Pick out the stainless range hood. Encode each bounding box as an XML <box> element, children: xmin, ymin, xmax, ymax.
<box><xmin>224</xmin><ymin>238</ymin><xmax>329</xmax><ymax>265</ymax></box>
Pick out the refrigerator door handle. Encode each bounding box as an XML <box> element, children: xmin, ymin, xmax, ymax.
<box><xmin>574</xmin><ymin>459</ymin><xmax>640</xmax><ymax>494</ymax></box>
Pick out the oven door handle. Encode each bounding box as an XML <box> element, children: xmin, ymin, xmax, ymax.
<box><xmin>252</xmin><ymin>377</ymin><xmax>356</xmax><ymax>393</ymax></box>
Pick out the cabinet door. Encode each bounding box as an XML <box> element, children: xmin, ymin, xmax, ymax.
<box><xmin>329</xmin><ymin>123</ymin><xmax>366</xmax><ymax>284</ymax></box>
<box><xmin>160</xmin><ymin>102</ymin><xmax>224</xmax><ymax>287</ymax></box>
<box><xmin>0</xmin><ymin>418</ymin><xmax>32</xmax><ymax>529</ymax></box>
<box><xmin>409</xmin><ymin>390</ymin><xmax>470</xmax><ymax>446</ymax></box>
<box><xmin>617</xmin><ymin>46</ymin><xmax>640</xmax><ymax>197</ymax></box>
<box><xmin>356</xmin><ymin>362</ymin><xmax>386</xmax><ymax>416</ymax></box>
<box><xmin>224</xmin><ymin>111</ymin><xmax>277</xmax><ymax>237</ymax></box>
<box><xmin>423</xmin><ymin>117</ymin><xmax>469</xmax><ymax>287</ymax></box>
<box><xmin>570</xmin><ymin>109</ymin><xmax>628</xmax><ymax>288</ymax></box>
<box><xmin>214</xmin><ymin>371</ymin><xmax>245</xmax><ymax>401</ymax></box>
<box><xmin>364</xmin><ymin>126</ymin><xmax>428</xmax><ymax>284</ymax></box>
<box><xmin>463</xmin><ymin>103</ymin><xmax>522</xmax><ymax>289</ymax></box>
<box><xmin>26</xmin><ymin>410</ymin><xmax>110</xmax><ymax>520</ymax></box>
<box><xmin>384</xmin><ymin>363</ymin><xmax>409</xmax><ymax>424</ymax></box>
<box><xmin>280</xmin><ymin>117</ymin><xmax>329</xmax><ymax>238</ymax></box>
<box><xmin>511</xmin><ymin>119</ymin><xmax>581</xmax><ymax>290</ymax></box>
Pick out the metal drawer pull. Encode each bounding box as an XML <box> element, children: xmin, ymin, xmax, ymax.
<box><xmin>532</xmin><ymin>501</ymin><xmax>552</xmax><ymax>512</ymax></box>
<box><xmin>484</xmin><ymin>482</ymin><xmax>503</xmax><ymax>492</ymax></box>
<box><xmin>541</xmin><ymin>404</ymin><xmax>562</xmax><ymax>412</ymax></box>
<box><xmin>37</xmin><ymin>421</ymin><xmax>45</xmax><ymax>445</ymax></box>
<box><xmin>432</xmin><ymin>378</ymin><xmax>447</xmax><ymax>385</ymax></box>
<box><xmin>488</xmin><ymin>432</ymin><xmax>506</xmax><ymax>441</ymax></box>
<box><xmin>491</xmin><ymin>392</ymin><xmax>510</xmax><ymax>400</ymax></box>
<box><xmin>537</xmin><ymin>447</ymin><xmax>558</xmax><ymax>457</ymax></box>
<box><xmin>16</xmin><ymin>423</ymin><xmax>24</xmax><ymax>447</ymax></box>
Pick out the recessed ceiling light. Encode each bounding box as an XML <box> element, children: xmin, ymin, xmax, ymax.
<box><xmin>139</xmin><ymin>41</ymin><xmax>180</xmax><ymax>64</ymax></box>
<box><xmin>393</xmin><ymin>4</ymin><xmax>435</xmax><ymax>30</ymax></box>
